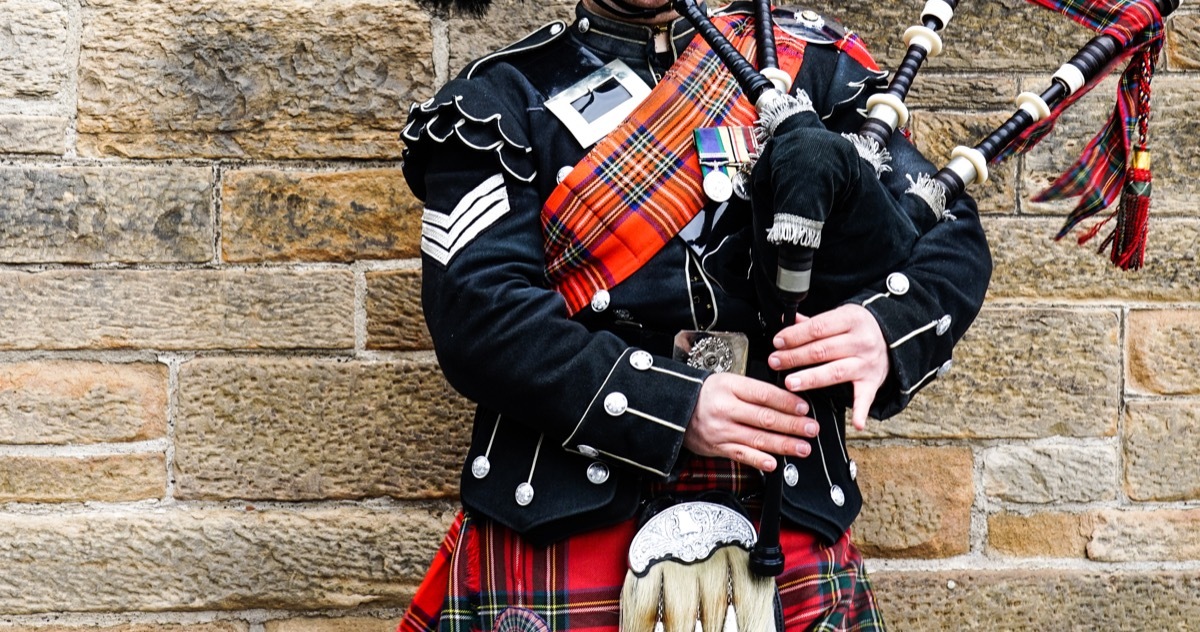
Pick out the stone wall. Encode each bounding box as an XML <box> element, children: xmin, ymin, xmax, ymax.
<box><xmin>0</xmin><ymin>0</ymin><xmax>1194</xmax><ymax>629</ymax></box>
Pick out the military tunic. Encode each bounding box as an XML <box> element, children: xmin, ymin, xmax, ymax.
<box><xmin>401</xmin><ymin>0</ymin><xmax>990</xmax><ymax>585</ymax></box>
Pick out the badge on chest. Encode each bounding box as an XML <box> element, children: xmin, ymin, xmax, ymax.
<box><xmin>545</xmin><ymin>60</ymin><xmax>652</xmax><ymax>148</ymax></box>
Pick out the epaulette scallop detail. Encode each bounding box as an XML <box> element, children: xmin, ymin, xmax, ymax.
<box><xmin>402</xmin><ymin>95</ymin><xmax>536</xmax><ymax>183</ymax></box>
<box><xmin>772</xmin><ymin>6</ymin><xmax>847</xmax><ymax>45</ymax></box>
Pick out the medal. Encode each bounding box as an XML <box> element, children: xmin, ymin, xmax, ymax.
<box><xmin>702</xmin><ymin>169</ymin><xmax>734</xmax><ymax>203</ymax></box>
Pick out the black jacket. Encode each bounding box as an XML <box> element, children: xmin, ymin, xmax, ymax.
<box><xmin>401</xmin><ymin>3</ymin><xmax>992</xmax><ymax>546</ymax></box>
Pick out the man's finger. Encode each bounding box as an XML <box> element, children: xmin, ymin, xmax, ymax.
<box><xmin>850</xmin><ymin>385</ymin><xmax>873</xmax><ymax>431</ymax></box>
<box><xmin>774</xmin><ymin>307</ymin><xmax>859</xmax><ymax>349</ymax></box>
<box><xmin>784</xmin><ymin>358</ymin><xmax>859</xmax><ymax>392</ymax></box>
<box><xmin>729</xmin><ymin>375</ymin><xmax>810</xmax><ymax>416</ymax></box>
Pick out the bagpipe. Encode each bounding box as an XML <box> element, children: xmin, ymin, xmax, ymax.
<box><xmin>668</xmin><ymin>0</ymin><xmax>1178</xmax><ymax>596</ymax></box>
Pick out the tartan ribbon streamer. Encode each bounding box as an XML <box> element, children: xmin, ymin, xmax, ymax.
<box><xmin>997</xmin><ymin>0</ymin><xmax>1165</xmax><ymax>240</ymax></box>
<box><xmin>541</xmin><ymin>15</ymin><xmax>807</xmax><ymax>316</ymax></box>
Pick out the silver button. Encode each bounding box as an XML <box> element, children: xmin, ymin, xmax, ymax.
<box><xmin>515</xmin><ymin>482</ymin><xmax>535</xmax><ymax>506</ymax></box>
<box><xmin>885</xmin><ymin>272</ymin><xmax>910</xmax><ymax>295</ymax></box>
<box><xmin>800</xmin><ymin>9</ymin><xmax>820</xmax><ymax>21</ymax></box>
<box><xmin>578</xmin><ymin>444</ymin><xmax>599</xmax><ymax>458</ymax></box>
<box><xmin>550</xmin><ymin>23</ymin><xmax>564</xmax><ymax>35</ymax></box>
<box><xmin>849</xmin><ymin>459</ymin><xmax>858</xmax><ymax>481</ymax></box>
<box><xmin>556</xmin><ymin>166</ymin><xmax>573</xmax><ymax>183</ymax></box>
<box><xmin>577</xmin><ymin>17</ymin><xmax>590</xmax><ymax>33</ymax></box>
<box><xmin>630</xmin><ymin>350</ymin><xmax>654</xmax><ymax>371</ymax></box>
<box><xmin>471</xmin><ymin>455</ymin><xmax>491</xmax><ymax>479</ymax></box>
<box><xmin>587</xmin><ymin>462</ymin><xmax>610</xmax><ymax>484</ymax></box>
<box><xmin>937</xmin><ymin>359</ymin><xmax>953</xmax><ymax>377</ymax></box>
<box><xmin>591</xmin><ymin>289</ymin><xmax>611</xmax><ymax>312</ymax></box>
<box><xmin>783</xmin><ymin>463</ymin><xmax>799</xmax><ymax>487</ymax></box>
<box><xmin>830</xmin><ymin>484</ymin><xmax>845</xmax><ymax>507</ymax></box>
<box><xmin>936</xmin><ymin>314</ymin><xmax>952</xmax><ymax>336</ymax></box>
<box><xmin>603</xmin><ymin>392</ymin><xmax>628</xmax><ymax>416</ymax></box>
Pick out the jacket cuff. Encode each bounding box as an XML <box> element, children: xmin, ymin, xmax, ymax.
<box><xmin>847</xmin><ymin>270</ymin><xmax>957</xmax><ymax>419</ymax></box>
<box><xmin>562</xmin><ymin>348</ymin><xmax>706</xmax><ymax>478</ymax></box>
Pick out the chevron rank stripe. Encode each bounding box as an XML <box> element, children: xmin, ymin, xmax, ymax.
<box><xmin>421</xmin><ymin>173</ymin><xmax>510</xmax><ymax>266</ymax></box>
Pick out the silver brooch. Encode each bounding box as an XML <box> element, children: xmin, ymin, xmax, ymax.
<box><xmin>688</xmin><ymin>336</ymin><xmax>735</xmax><ymax>373</ymax></box>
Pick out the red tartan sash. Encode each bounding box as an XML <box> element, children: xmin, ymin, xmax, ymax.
<box><xmin>541</xmin><ymin>14</ymin><xmax>812</xmax><ymax>316</ymax></box>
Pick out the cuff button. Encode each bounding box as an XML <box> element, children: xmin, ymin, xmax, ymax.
<box><xmin>937</xmin><ymin>359</ymin><xmax>953</xmax><ymax>377</ymax></box>
<box><xmin>886</xmin><ymin>272</ymin><xmax>910</xmax><ymax>295</ymax></box>
<box><xmin>603</xmin><ymin>392</ymin><xmax>628</xmax><ymax>416</ymax></box>
<box><xmin>630</xmin><ymin>350</ymin><xmax>654</xmax><ymax>370</ymax></box>
<box><xmin>578</xmin><ymin>444</ymin><xmax>599</xmax><ymax>458</ymax></box>
<box><xmin>936</xmin><ymin>314</ymin><xmax>952</xmax><ymax>335</ymax></box>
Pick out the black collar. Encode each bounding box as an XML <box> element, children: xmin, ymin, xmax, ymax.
<box><xmin>571</xmin><ymin>2</ymin><xmax>700</xmax><ymax>66</ymax></box>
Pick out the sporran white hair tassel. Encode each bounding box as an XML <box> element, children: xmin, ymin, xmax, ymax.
<box><xmin>619</xmin><ymin>545</ymin><xmax>776</xmax><ymax>632</ymax></box>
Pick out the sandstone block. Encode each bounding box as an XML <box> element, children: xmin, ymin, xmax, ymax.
<box><xmin>175</xmin><ymin>357</ymin><xmax>472</xmax><ymax>500</ymax></box>
<box><xmin>222</xmin><ymin>168</ymin><xmax>422</xmax><ymax>263</ymax></box>
<box><xmin>0</xmin><ymin>506</ymin><xmax>453</xmax><ymax>613</ymax></box>
<box><xmin>907</xmin><ymin>74</ymin><xmax>1019</xmax><ymax>110</ymax></box>
<box><xmin>0</xmin><ymin>361</ymin><xmax>166</xmax><ymax>444</ymax></box>
<box><xmin>1166</xmin><ymin>13</ymin><xmax>1200</xmax><ymax>69</ymax></box>
<box><xmin>0</xmin><ymin>624</ymin><xmax>247</xmax><ymax>632</ymax></box>
<box><xmin>987</xmin><ymin>512</ymin><xmax>1094</xmax><ymax>558</ymax></box>
<box><xmin>871</xmin><ymin>307</ymin><xmax>1119</xmax><ymax>439</ymax></box>
<box><xmin>982</xmin><ymin>445</ymin><xmax>1118</xmax><ymax>503</ymax></box>
<box><xmin>265</xmin><ymin>618</ymin><xmax>398</xmax><ymax>632</ymax></box>
<box><xmin>827</xmin><ymin>0</ymin><xmax>1095</xmax><ymax>73</ymax></box>
<box><xmin>1123</xmin><ymin>401</ymin><xmax>1200</xmax><ymax>501</ymax></box>
<box><xmin>0</xmin><ymin>165</ymin><xmax>213</xmax><ymax>263</ymax></box>
<box><xmin>366</xmin><ymin>269</ymin><xmax>431</xmax><ymax>351</ymax></box>
<box><xmin>78</xmin><ymin>0</ymin><xmax>434</xmax><ymax>159</ymax></box>
<box><xmin>0</xmin><ymin>453</ymin><xmax>164</xmax><ymax>502</ymax></box>
<box><xmin>1127</xmin><ymin>310</ymin><xmax>1200</xmax><ymax>395</ymax></box>
<box><xmin>1025</xmin><ymin>76</ymin><xmax>1197</xmax><ymax>217</ymax></box>
<box><xmin>0</xmin><ymin>0</ymin><xmax>70</xmax><ymax>98</ymax></box>
<box><xmin>0</xmin><ymin>115</ymin><xmax>67</xmax><ymax>154</ymax></box>
<box><xmin>872</xmin><ymin>570</ymin><xmax>1200</xmax><ymax>630</ymax></box>
<box><xmin>851</xmin><ymin>446</ymin><xmax>973</xmax><ymax>558</ymax></box>
<box><xmin>1088</xmin><ymin>509</ymin><xmax>1200</xmax><ymax>562</ymax></box>
<box><xmin>0</xmin><ymin>269</ymin><xmax>354</xmax><ymax>350</ymax></box>
<box><xmin>910</xmin><ymin>111</ymin><xmax>1015</xmax><ymax>214</ymax></box>
<box><xmin>985</xmin><ymin>217</ymin><xmax>1200</xmax><ymax>302</ymax></box>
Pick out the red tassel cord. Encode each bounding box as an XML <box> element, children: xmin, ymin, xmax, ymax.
<box><xmin>1101</xmin><ymin>151</ymin><xmax>1152</xmax><ymax>270</ymax></box>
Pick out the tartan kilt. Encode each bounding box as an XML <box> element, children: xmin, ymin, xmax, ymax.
<box><xmin>398</xmin><ymin>457</ymin><xmax>886</xmax><ymax>632</ymax></box>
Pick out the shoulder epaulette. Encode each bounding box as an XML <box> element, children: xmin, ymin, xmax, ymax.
<box><xmin>770</xmin><ymin>6</ymin><xmax>847</xmax><ymax>46</ymax></box>
<box><xmin>463</xmin><ymin>20</ymin><xmax>569</xmax><ymax>79</ymax></box>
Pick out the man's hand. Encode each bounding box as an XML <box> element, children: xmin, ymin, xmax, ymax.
<box><xmin>684</xmin><ymin>372</ymin><xmax>819</xmax><ymax>471</ymax></box>
<box><xmin>767</xmin><ymin>304</ymin><xmax>889</xmax><ymax>431</ymax></box>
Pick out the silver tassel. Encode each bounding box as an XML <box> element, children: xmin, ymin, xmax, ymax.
<box><xmin>905</xmin><ymin>172</ymin><xmax>951</xmax><ymax>221</ymax></box>
<box><xmin>766</xmin><ymin>213</ymin><xmax>824</xmax><ymax>248</ymax></box>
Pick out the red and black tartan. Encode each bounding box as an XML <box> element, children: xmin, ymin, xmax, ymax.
<box><xmin>398</xmin><ymin>457</ymin><xmax>885</xmax><ymax>632</ymax></box>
